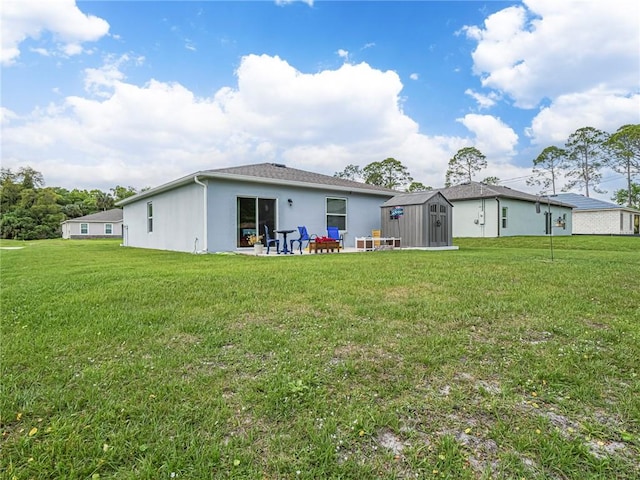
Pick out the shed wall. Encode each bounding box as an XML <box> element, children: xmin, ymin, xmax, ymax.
<box><xmin>380</xmin><ymin>194</ymin><xmax>452</xmax><ymax>247</ymax></box>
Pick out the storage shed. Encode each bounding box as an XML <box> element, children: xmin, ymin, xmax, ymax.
<box><xmin>381</xmin><ymin>191</ymin><xmax>453</xmax><ymax>247</ymax></box>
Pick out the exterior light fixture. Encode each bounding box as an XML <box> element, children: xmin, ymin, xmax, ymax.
<box><xmin>287</xmin><ymin>198</ymin><xmax>293</xmax><ymax>206</ymax></box>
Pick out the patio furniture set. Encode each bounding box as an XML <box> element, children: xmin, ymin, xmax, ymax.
<box><xmin>262</xmin><ymin>225</ymin><xmax>344</xmax><ymax>254</ymax></box>
<box><xmin>257</xmin><ymin>226</ymin><xmax>401</xmax><ymax>254</ymax></box>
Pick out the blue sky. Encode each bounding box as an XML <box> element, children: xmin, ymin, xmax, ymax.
<box><xmin>2</xmin><ymin>0</ymin><xmax>639</xmax><ymax>199</ymax></box>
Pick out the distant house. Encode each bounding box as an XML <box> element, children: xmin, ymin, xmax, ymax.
<box><xmin>380</xmin><ymin>191</ymin><xmax>454</xmax><ymax>247</ymax></box>
<box><xmin>61</xmin><ymin>209</ymin><xmax>123</xmax><ymax>239</ymax></box>
<box><xmin>116</xmin><ymin>163</ymin><xmax>397</xmax><ymax>253</ymax></box>
<box><xmin>437</xmin><ymin>182</ymin><xmax>574</xmax><ymax>238</ymax></box>
<box><xmin>551</xmin><ymin>193</ymin><xmax>640</xmax><ymax>235</ymax></box>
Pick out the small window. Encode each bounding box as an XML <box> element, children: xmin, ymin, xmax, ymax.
<box><xmin>80</xmin><ymin>223</ymin><xmax>88</xmax><ymax>235</ymax></box>
<box><xmin>105</xmin><ymin>223</ymin><xmax>113</xmax><ymax>235</ymax></box>
<box><xmin>440</xmin><ymin>205</ymin><xmax>447</xmax><ymax>213</ymax></box>
<box><xmin>147</xmin><ymin>202</ymin><xmax>153</xmax><ymax>233</ymax></box>
<box><xmin>326</xmin><ymin>197</ymin><xmax>347</xmax><ymax>230</ymax></box>
<box><xmin>501</xmin><ymin>207</ymin><xmax>508</xmax><ymax>229</ymax></box>
<box><xmin>620</xmin><ymin>212</ymin><xmax>624</xmax><ymax>231</ymax></box>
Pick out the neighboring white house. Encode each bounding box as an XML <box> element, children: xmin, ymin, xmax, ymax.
<box><xmin>116</xmin><ymin>163</ymin><xmax>398</xmax><ymax>253</ymax></box>
<box><xmin>437</xmin><ymin>182</ymin><xmax>574</xmax><ymax>238</ymax></box>
<box><xmin>61</xmin><ymin>209</ymin><xmax>123</xmax><ymax>239</ymax></box>
<box><xmin>551</xmin><ymin>193</ymin><xmax>640</xmax><ymax>235</ymax></box>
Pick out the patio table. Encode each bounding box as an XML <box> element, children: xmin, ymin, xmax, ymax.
<box><xmin>276</xmin><ymin>229</ymin><xmax>295</xmax><ymax>254</ymax></box>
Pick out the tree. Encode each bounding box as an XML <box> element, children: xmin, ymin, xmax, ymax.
<box><xmin>110</xmin><ymin>185</ymin><xmax>138</xmax><ymax>203</ymax></box>
<box><xmin>481</xmin><ymin>176</ymin><xmax>500</xmax><ymax>185</ymax></box>
<box><xmin>526</xmin><ymin>146</ymin><xmax>566</xmax><ymax>195</ymax></box>
<box><xmin>406</xmin><ymin>181</ymin><xmax>432</xmax><ymax>192</ymax></box>
<box><xmin>334</xmin><ymin>164</ymin><xmax>363</xmax><ymax>182</ymax></box>
<box><xmin>562</xmin><ymin>127</ymin><xmax>609</xmax><ymax>197</ymax></box>
<box><xmin>92</xmin><ymin>190</ymin><xmax>114</xmax><ymax>211</ymax></box>
<box><xmin>362</xmin><ymin>158</ymin><xmax>412</xmax><ymax>190</ymax></box>
<box><xmin>1</xmin><ymin>168</ymin><xmax>21</xmax><ymax>212</ymax></box>
<box><xmin>444</xmin><ymin>147</ymin><xmax>487</xmax><ymax>187</ymax></box>
<box><xmin>17</xmin><ymin>166</ymin><xmax>45</xmax><ymax>190</ymax></box>
<box><xmin>604</xmin><ymin>124</ymin><xmax>640</xmax><ymax>207</ymax></box>
<box><xmin>612</xmin><ymin>182</ymin><xmax>640</xmax><ymax>209</ymax></box>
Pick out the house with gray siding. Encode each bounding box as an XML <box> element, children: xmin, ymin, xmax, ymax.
<box><xmin>550</xmin><ymin>193</ymin><xmax>639</xmax><ymax>235</ymax></box>
<box><xmin>437</xmin><ymin>182</ymin><xmax>574</xmax><ymax>238</ymax></box>
<box><xmin>116</xmin><ymin>163</ymin><xmax>397</xmax><ymax>253</ymax></box>
<box><xmin>61</xmin><ymin>209</ymin><xmax>123</xmax><ymax>239</ymax></box>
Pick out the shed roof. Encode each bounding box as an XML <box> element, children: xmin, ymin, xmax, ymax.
<box><xmin>436</xmin><ymin>182</ymin><xmax>572</xmax><ymax>208</ymax></box>
<box><xmin>118</xmin><ymin>163</ymin><xmax>398</xmax><ymax>206</ymax></box>
<box><xmin>551</xmin><ymin>193</ymin><xmax>639</xmax><ymax>212</ymax></box>
<box><xmin>62</xmin><ymin>208</ymin><xmax>123</xmax><ymax>223</ymax></box>
<box><xmin>381</xmin><ymin>190</ymin><xmax>450</xmax><ymax>207</ymax></box>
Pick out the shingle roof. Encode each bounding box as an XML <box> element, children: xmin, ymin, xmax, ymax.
<box><xmin>117</xmin><ymin>162</ymin><xmax>398</xmax><ymax>206</ymax></box>
<box><xmin>206</xmin><ymin>163</ymin><xmax>398</xmax><ymax>193</ymax></box>
<box><xmin>63</xmin><ymin>209</ymin><xmax>123</xmax><ymax>223</ymax></box>
<box><xmin>436</xmin><ymin>182</ymin><xmax>572</xmax><ymax>208</ymax></box>
<box><xmin>551</xmin><ymin>193</ymin><xmax>639</xmax><ymax>212</ymax></box>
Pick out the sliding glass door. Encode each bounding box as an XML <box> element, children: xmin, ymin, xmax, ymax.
<box><xmin>237</xmin><ymin>197</ymin><xmax>276</xmax><ymax>247</ymax></box>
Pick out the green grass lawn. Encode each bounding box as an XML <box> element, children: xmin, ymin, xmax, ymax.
<box><xmin>1</xmin><ymin>237</ymin><xmax>639</xmax><ymax>479</ymax></box>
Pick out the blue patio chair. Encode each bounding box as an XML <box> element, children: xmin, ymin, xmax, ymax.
<box><xmin>263</xmin><ymin>225</ymin><xmax>280</xmax><ymax>254</ymax></box>
<box><xmin>290</xmin><ymin>226</ymin><xmax>316</xmax><ymax>254</ymax></box>
<box><xmin>327</xmin><ymin>226</ymin><xmax>344</xmax><ymax>248</ymax></box>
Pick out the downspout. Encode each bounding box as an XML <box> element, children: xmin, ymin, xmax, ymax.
<box><xmin>194</xmin><ymin>176</ymin><xmax>208</xmax><ymax>253</ymax></box>
<box><xmin>496</xmin><ymin>197</ymin><xmax>501</xmax><ymax>237</ymax></box>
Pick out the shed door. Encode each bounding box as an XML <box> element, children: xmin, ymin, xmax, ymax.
<box><xmin>428</xmin><ymin>203</ymin><xmax>448</xmax><ymax>247</ymax></box>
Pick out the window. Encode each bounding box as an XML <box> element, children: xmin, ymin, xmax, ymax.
<box><xmin>501</xmin><ymin>207</ymin><xmax>508</xmax><ymax>229</ymax></box>
<box><xmin>620</xmin><ymin>212</ymin><xmax>624</xmax><ymax>231</ymax></box>
<box><xmin>105</xmin><ymin>223</ymin><xmax>113</xmax><ymax>235</ymax></box>
<box><xmin>147</xmin><ymin>202</ymin><xmax>153</xmax><ymax>233</ymax></box>
<box><xmin>80</xmin><ymin>223</ymin><xmax>88</xmax><ymax>235</ymax></box>
<box><xmin>326</xmin><ymin>197</ymin><xmax>347</xmax><ymax>230</ymax></box>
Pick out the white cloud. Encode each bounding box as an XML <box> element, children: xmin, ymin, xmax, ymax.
<box><xmin>457</xmin><ymin>114</ymin><xmax>519</xmax><ymax>160</ymax></box>
<box><xmin>1</xmin><ymin>0</ymin><xmax>109</xmax><ymax>65</ymax></box>
<box><xmin>464</xmin><ymin>0</ymin><xmax>639</xmax><ymax>109</ymax></box>
<box><xmin>526</xmin><ymin>89</ymin><xmax>640</xmax><ymax>145</ymax></box>
<box><xmin>3</xmin><ymin>54</ymin><xmax>465</xmax><ymax>190</ymax></box>
<box><xmin>409</xmin><ymin>73</ymin><xmax>419</xmax><ymax>81</ymax></box>
<box><xmin>337</xmin><ymin>49</ymin><xmax>349</xmax><ymax>60</ymax></box>
<box><xmin>275</xmin><ymin>0</ymin><xmax>314</xmax><ymax>6</ymax></box>
<box><xmin>464</xmin><ymin>89</ymin><xmax>500</xmax><ymax>109</ymax></box>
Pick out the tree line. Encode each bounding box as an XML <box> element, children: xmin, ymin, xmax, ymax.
<box><xmin>335</xmin><ymin>124</ymin><xmax>640</xmax><ymax>208</ymax></box>
<box><xmin>0</xmin><ymin>166</ymin><xmax>140</xmax><ymax>240</ymax></box>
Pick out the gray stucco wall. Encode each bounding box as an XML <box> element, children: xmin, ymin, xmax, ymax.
<box><xmin>62</xmin><ymin>221</ymin><xmax>123</xmax><ymax>239</ymax></box>
<box><xmin>452</xmin><ymin>198</ymin><xmax>572</xmax><ymax>237</ymax></box>
<box><xmin>206</xmin><ymin>178</ymin><xmax>392</xmax><ymax>252</ymax></box>
<box><xmin>123</xmin><ymin>182</ymin><xmax>205</xmax><ymax>252</ymax></box>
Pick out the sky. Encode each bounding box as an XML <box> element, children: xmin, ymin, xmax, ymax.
<box><xmin>1</xmin><ymin>0</ymin><xmax>639</xmax><ymax>200</ymax></box>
